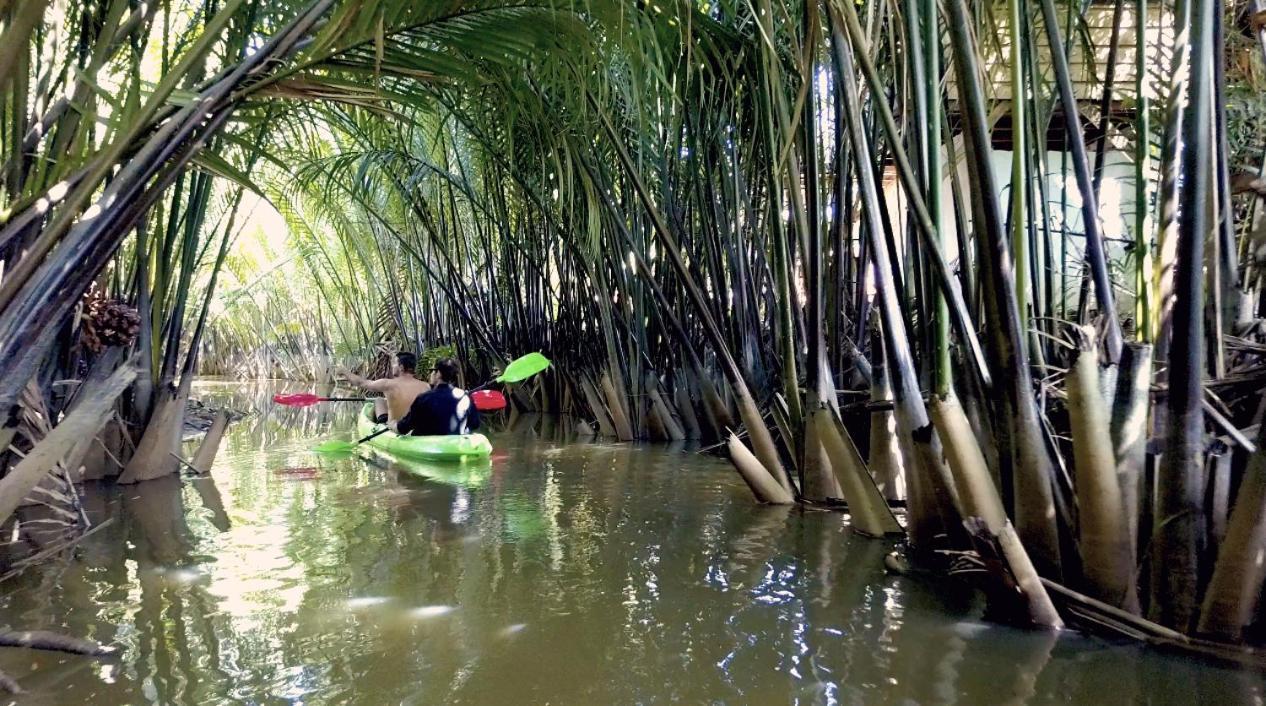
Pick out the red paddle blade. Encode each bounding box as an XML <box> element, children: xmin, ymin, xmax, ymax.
<box><xmin>273</xmin><ymin>393</ymin><xmax>322</xmax><ymax>407</ymax></box>
<box><xmin>471</xmin><ymin>390</ymin><xmax>507</xmax><ymax>411</ymax></box>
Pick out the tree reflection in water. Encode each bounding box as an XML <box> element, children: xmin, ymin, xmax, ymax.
<box><xmin>0</xmin><ymin>381</ymin><xmax>1259</xmax><ymax>704</ymax></box>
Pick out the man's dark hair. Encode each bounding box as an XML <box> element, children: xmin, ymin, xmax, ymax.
<box><xmin>396</xmin><ymin>352</ymin><xmax>417</xmax><ymax>373</ymax></box>
<box><xmin>434</xmin><ymin>357</ymin><xmax>460</xmax><ymax>384</ymax></box>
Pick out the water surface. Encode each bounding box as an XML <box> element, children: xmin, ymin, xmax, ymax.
<box><xmin>0</xmin><ymin>381</ymin><xmax>1260</xmax><ymax>704</ymax></box>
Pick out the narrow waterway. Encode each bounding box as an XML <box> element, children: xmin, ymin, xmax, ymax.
<box><xmin>0</xmin><ymin>381</ymin><xmax>1259</xmax><ymax>704</ymax></box>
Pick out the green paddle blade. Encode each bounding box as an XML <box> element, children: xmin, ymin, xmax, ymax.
<box><xmin>313</xmin><ymin>440</ymin><xmax>358</xmax><ymax>453</ymax></box>
<box><xmin>496</xmin><ymin>352</ymin><xmax>551</xmax><ymax>383</ymax></box>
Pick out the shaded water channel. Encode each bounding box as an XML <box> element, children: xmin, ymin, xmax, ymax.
<box><xmin>0</xmin><ymin>381</ymin><xmax>1261</xmax><ymax>704</ymax></box>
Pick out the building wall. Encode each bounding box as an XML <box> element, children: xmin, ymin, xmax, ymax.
<box><xmin>880</xmin><ymin>143</ymin><xmax>1146</xmax><ymax>312</ymax></box>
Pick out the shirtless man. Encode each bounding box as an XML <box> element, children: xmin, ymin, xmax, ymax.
<box><xmin>343</xmin><ymin>352</ymin><xmax>430</xmax><ymax>424</ymax></box>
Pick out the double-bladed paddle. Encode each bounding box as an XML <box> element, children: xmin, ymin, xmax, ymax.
<box><xmin>275</xmin><ymin>391</ymin><xmax>509</xmax><ymax>413</ymax></box>
<box><xmin>273</xmin><ymin>393</ymin><xmax>366</xmax><ymax>407</ymax></box>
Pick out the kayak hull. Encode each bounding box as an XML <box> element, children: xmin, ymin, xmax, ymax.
<box><xmin>356</xmin><ymin>404</ymin><xmax>492</xmax><ymax>461</ymax></box>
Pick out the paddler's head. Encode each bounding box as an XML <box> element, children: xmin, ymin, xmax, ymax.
<box><xmin>394</xmin><ymin>352</ymin><xmax>417</xmax><ymax>377</ymax></box>
<box><xmin>430</xmin><ymin>357</ymin><xmax>459</xmax><ymax>387</ymax></box>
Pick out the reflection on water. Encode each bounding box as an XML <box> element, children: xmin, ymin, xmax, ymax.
<box><xmin>0</xmin><ymin>381</ymin><xmax>1260</xmax><ymax>704</ymax></box>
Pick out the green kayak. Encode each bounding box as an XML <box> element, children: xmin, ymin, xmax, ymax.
<box><xmin>356</xmin><ymin>404</ymin><xmax>492</xmax><ymax>461</ymax></box>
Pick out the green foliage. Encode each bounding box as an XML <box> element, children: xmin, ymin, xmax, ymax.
<box><xmin>418</xmin><ymin>345</ymin><xmax>457</xmax><ymax>374</ymax></box>
<box><xmin>1225</xmin><ymin>91</ymin><xmax>1266</xmax><ymax>173</ymax></box>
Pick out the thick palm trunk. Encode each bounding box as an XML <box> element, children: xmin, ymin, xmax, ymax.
<box><xmin>579</xmin><ymin>375</ymin><xmax>617</xmax><ymax>437</ymax></box>
<box><xmin>831</xmin><ymin>12</ymin><xmax>959</xmax><ymax>548</ymax></box>
<box><xmin>929</xmin><ymin>393</ymin><xmax>1062</xmax><ymax>628</ymax></box>
<box><xmin>1152</xmin><ymin>0</ymin><xmax>1192</xmax><ymax>360</ymax></box>
<box><xmin>1067</xmin><ymin>338</ymin><xmax>1139</xmax><ymax>613</ymax></box>
<box><xmin>1111</xmin><ymin>343</ymin><xmax>1152</xmax><ymax>557</ymax></box>
<box><xmin>117</xmin><ymin>371</ymin><xmax>193</xmax><ymax>485</ymax></box>
<box><xmin>599</xmin><ymin>370</ymin><xmax>634</xmax><ymax>442</ymax></box>
<box><xmin>1151</xmin><ymin>0</ymin><xmax>1214</xmax><ymax>632</ymax></box>
<box><xmin>674</xmin><ymin>379</ymin><xmax>702</xmax><ymax>441</ymax></box>
<box><xmin>727</xmin><ymin>433</ymin><xmax>794</xmax><ymax>505</ymax></box>
<box><xmin>0</xmin><ymin>366</ymin><xmax>134</xmax><ymax>525</ymax></box>
<box><xmin>646</xmin><ymin>373</ymin><xmax>685</xmax><ymax>442</ymax></box>
<box><xmin>812</xmin><ymin>405</ymin><xmax>902</xmax><ymax>537</ymax></box>
<box><xmin>190</xmin><ymin>412</ymin><xmax>230</xmax><ymax>475</ymax></box>
<box><xmin>1198</xmin><ymin>423</ymin><xmax>1266</xmax><ymax>640</ymax></box>
<box><xmin>799</xmin><ymin>1</ymin><xmax>840</xmax><ymax>502</ymax></box>
<box><xmin>868</xmin><ymin>358</ymin><xmax>903</xmax><ymax>501</ymax></box>
<box><xmin>945</xmin><ymin>0</ymin><xmax>1061</xmax><ymax>575</ymax></box>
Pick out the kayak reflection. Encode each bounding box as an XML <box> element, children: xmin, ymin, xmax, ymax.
<box><xmin>363</xmin><ymin>450</ymin><xmax>492</xmax><ymax>489</ymax></box>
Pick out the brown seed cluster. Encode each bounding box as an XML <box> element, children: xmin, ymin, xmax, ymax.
<box><xmin>81</xmin><ymin>297</ymin><xmax>141</xmax><ymax>353</ymax></box>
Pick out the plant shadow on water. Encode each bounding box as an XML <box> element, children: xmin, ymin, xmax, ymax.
<box><xmin>0</xmin><ymin>382</ymin><xmax>1259</xmax><ymax>704</ymax></box>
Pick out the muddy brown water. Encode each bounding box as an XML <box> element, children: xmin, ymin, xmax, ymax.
<box><xmin>0</xmin><ymin>381</ymin><xmax>1260</xmax><ymax>704</ymax></box>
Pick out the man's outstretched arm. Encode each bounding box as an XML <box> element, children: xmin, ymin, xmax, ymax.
<box><xmin>343</xmin><ymin>369</ymin><xmax>389</xmax><ymax>392</ymax></box>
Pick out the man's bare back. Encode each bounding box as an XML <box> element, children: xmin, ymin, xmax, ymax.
<box><xmin>344</xmin><ymin>353</ymin><xmax>431</xmax><ymax>422</ymax></box>
<box><xmin>368</xmin><ymin>375</ymin><xmax>431</xmax><ymax>420</ymax></box>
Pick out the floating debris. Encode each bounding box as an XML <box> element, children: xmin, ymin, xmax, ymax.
<box><xmin>182</xmin><ymin>398</ymin><xmax>249</xmax><ymax>440</ymax></box>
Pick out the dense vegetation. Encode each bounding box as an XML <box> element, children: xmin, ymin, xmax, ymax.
<box><xmin>4</xmin><ymin>0</ymin><xmax>1266</xmax><ymax>657</ymax></box>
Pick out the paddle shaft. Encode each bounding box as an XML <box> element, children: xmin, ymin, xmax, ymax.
<box><xmin>313</xmin><ymin>423</ymin><xmax>392</xmax><ymax>453</ymax></box>
<box><xmin>355</xmin><ymin>427</ymin><xmax>392</xmax><ymax>445</ymax></box>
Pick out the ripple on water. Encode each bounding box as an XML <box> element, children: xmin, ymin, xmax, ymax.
<box><xmin>408</xmin><ymin>605</ymin><xmax>456</xmax><ymax>619</ymax></box>
<box><xmin>497</xmin><ymin>623</ymin><xmax>527</xmax><ymax>638</ymax></box>
<box><xmin>344</xmin><ymin>596</ymin><xmax>394</xmax><ymax>611</ymax></box>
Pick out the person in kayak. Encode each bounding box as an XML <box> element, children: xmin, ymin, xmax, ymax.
<box><xmin>342</xmin><ymin>352</ymin><xmax>431</xmax><ymax>424</ymax></box>
<box><xmin>396</xmin><ymin>357</ymin><xmax>481</xmax><ymax>436</ymax></box>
